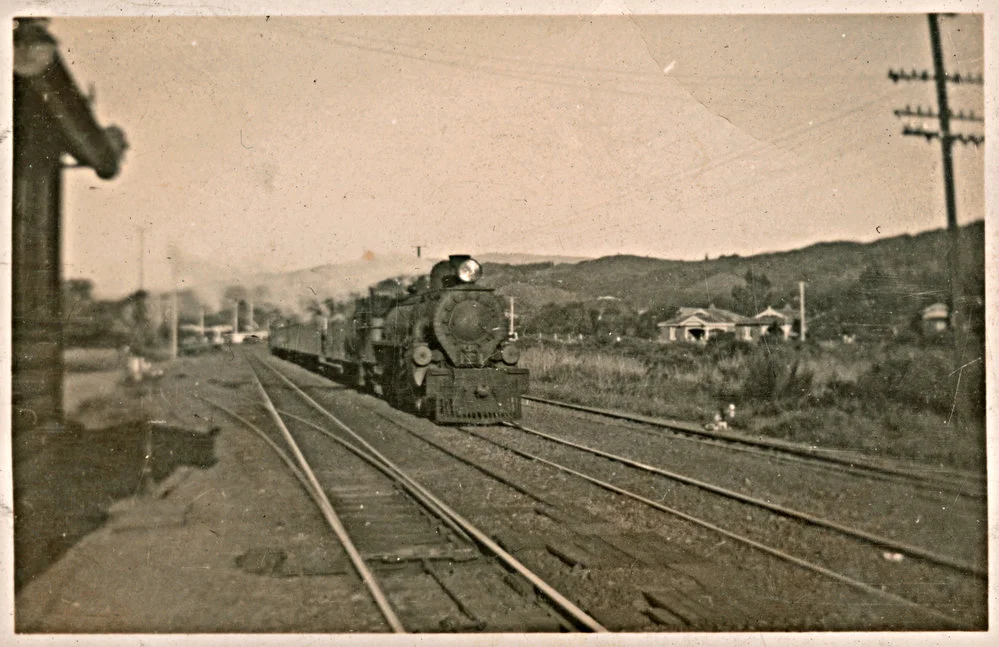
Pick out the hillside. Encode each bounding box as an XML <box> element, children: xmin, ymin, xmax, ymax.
<box><xmin>70</xmin><ymin>222</ymin><xmax>984</xmax><ymax>345</ymax></box>
<box><xmin>480</xmin><ymin>221</ymin><xmax>985</xmax><ymax>339</ymax></box>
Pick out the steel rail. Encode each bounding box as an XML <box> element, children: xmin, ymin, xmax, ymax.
<box><xmin>257</xmin><ymin>356</ymin><xmax>608</xmax><ymax>632</ymax></box>
<box><xmin>461</xmin><ymin>427</ymin><xmax>968</xmax><ymax>630</ymax></box>
<box><xmin>522</xmin><ymin>395</ymin><xmax>984</xmax><ymax>497</ymax></box>
<box><xmin>526</xmin><ymin>402</ymin><xmax>981</xmax><ymax>502</ymax></box>
<box><xmin>503</xmin><ymin>421</ymin><xmax>985</xmax><ymax>578</ymax></box>
<box><xmin>362</xmin><ymin>406</ymin><xmax>554</xmax><ymax>505</ymax></box>
<box><xmin>275</xmin><ymin>408</ymin><xmax>473</xmax><ymax>544</ymax></box>
<box><xmin>246</xmin><ymin>361</ymin><xmax>406</xmax><ymax>633</ymax></box>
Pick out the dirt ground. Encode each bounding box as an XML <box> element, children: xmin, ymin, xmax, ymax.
<box><xmin>12</xmin><ymin>350</ymin><xmax>390</xmax><ymax>634</ymax></box>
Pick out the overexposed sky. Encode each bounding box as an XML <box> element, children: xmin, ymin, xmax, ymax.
<box><xmin>32</xmin><ymin>7</ymin><xmax>988</xmax><ymax>296</ymax></box>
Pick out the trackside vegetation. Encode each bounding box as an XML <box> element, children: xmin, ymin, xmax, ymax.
<box><xmin>519</xmin><ymin>335</ymin><xmax>985</xmax><ymax>471</ymax></box>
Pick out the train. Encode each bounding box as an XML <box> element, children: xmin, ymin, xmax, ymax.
<box><xmin>269</xmin><ymin>255</ymin><xmax>528</xmax><ymax>424</ymax></box>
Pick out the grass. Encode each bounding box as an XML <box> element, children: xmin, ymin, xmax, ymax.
<box><xmin>518</xmin><ymin>337</ymin><xmax>986</xmax><ymax>471</ymax></box>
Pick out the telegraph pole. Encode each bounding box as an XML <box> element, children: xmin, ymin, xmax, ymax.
<box><xmin>889</xmin><ymin>14</ymin><xmax>984</xmax><ymax>432</ymax></box>
<box><xmin>889</xmin><ymin>14</ymin><xmax>984</xmax><ymax>335</ymax></box>
<box><xmin>929</xmin><ymin>13</ymin><xmax>961</xmax><ymax>338</ymax></box>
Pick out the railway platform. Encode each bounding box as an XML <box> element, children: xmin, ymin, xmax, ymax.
<box><xmin>12</xmin><ymin>354</ymin><xmax>384</xmax><ymax>634</ymax></box>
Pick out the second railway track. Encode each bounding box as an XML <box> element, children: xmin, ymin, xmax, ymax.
<box><xmin>449</xmin><ymin>418</ymin><xmax>986</xmax><ymax>628</ymax></box>
<box><xmin>523</xmin><ymin>395</ymin><xmax>986</xmax><ymax>499</ymax></box>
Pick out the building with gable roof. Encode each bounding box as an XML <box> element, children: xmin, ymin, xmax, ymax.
<box><xmin>752</xmin><ymin>305</ymin><xmax>799</xmax><ymax>340</ymax></box>
<box><xmin>657</xmin><ymin>305</ymin><xmax>801</xmax><ymax>343</ymax></box>
<box><xmin>656</xmin><ymin>306</ymin><xmax>753</xmax><ymax>342</ymax></box>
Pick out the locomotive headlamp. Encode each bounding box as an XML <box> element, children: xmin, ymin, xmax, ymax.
<box><xmin>500</xmin><ymin>342</ymin><xmax>520</xmax><ymax>365</ymax></box>
<box><xmin>456</xmin><ymin>258</ymin><xmax>482</xmax><ymax>283</ymax></box>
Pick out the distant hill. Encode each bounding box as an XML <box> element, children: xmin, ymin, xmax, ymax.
<box><xmin>480</xmin><ymin>221</ymin><xmax>985</xmax><ymax>339</ymax></box>
<box><xmin>476</xmin><ymin>253</ymin><xmax>589</xmax><ymax>266</ymax></box>
<box><xmin>158</xmin><ymin>222</ymin><xmax>984</xmax><ymax>340</ymax></box>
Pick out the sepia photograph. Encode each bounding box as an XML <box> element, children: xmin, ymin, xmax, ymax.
<box><xmin>3</xmin><ymin>1</ymin><xmax>994</xmax><ymax>645</ymax></box>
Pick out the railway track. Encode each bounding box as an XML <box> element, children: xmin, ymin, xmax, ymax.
<box><xmin>257</xmin><ymin>349</ymin><xmax>985</xmax><ymax>630</ymax></box>
<box><xmin>501</xmin><ymin>421</ymin><xmax>984</xmax><ymax>576</ymax></box>
<box><xmin>203</xmin><ymin>353</ymin><xmax>607</xmax><ymax>633</ymax></box>
<box><xmin>522</xmin><ymin>395</ymin><xmax>985</xmax><ymax>500</ymax></box>
<box><xmin>453</xmin><ymin>418</ymin><xmax>985</xmax><ymax>629</ymax></box>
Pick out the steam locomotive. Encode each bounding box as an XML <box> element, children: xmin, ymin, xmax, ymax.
<box><xmin>269</xmin><ymin>255</ymin><xmax>528</xmax><ymax>423</ymax></box>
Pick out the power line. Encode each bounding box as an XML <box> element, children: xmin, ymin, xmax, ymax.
<box><xmin>887</xmin><ymin>69</ymin><xmax>983</xmax><ymax>85</ymax></box>
<box><xmin>900</xmin><ymin>126</ymin><xmax>983</xmax><ymax>147</ymax></box>
<box><xmin>892</xmin><ymin>106</ymin><xmax>983</xmax><ymax>123</ymax></box>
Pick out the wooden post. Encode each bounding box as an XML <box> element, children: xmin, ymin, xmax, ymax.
<box><xmin>799</xmin><ymin>281</ymin><xmax>807</xmax><ymax>342</ymax></box>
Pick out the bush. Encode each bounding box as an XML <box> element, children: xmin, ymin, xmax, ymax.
<box><xmin>858</xmin><ymin>344</ymin><xmax>985</xmax><ymax>422</ymax></box>
<box><xmin>705</xmin><ymin>336</ymin><xmax>755</xmax><ymax>361</ymax></box>
<box><xmin>742</xmin><ymin>345</ymin><xmax>814</xmax><ymax>407</ymax></box>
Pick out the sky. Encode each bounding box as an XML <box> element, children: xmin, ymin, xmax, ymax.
<box><xmin>15</xmin><ymin>3</ymin><xmax>991</xmax><ymax>298</ymax></box>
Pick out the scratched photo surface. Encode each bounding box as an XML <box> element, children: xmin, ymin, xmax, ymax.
<box><xmin>5</xmin><ymin>6</ymin><xmax>991</xmax><ymax>647</ymax></box>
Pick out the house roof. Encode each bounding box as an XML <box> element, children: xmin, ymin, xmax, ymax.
<box><xmin>753</xmin><ymin>305</ymin><xmax>798</xmax><ymax>322</ymax></box>
<box><xmin>658</xmin><ymin>306</ymin><xmax>752</xmax><ymax>327</ymax></box>
<box><xmin>753</xmin><ymin>306</ymin><xmax>799</xmax><ymax>325</ymax></box>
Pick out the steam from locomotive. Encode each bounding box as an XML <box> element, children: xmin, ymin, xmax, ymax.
<box><xmin>270</xmin><ymin>255</ymin><xmax>528</xmax><ymax>424</ymax></box>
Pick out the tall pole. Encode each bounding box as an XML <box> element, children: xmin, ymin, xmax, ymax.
<box><xmin>889</xmin><ymin>14</ymin><xmax>983</xmax><ymax>433</ymax></box>
<box><xmin>798</xmin><ymin>281</ymin><xmax>806</xmax><ymax>342</ymax></box>
<box><xmin>927</xmin><ymin>14</ymin><xmax>961</xmax><ymax>335</ymax></box>
<box><xmin>508</xmin><ymin>297</ymin><xmax>517</xmax><ymax>339</ymax></box>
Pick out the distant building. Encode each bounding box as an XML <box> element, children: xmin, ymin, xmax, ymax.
<box><xmin>752</xmin><ymin>305</ymin><xmax>799</xmax><ymax>341</ymax></box>
<box><xmin>657</xmin><ymin>306</ymin><xmax>753</xmax><ymax>342</ymax></box>
<box><xmin>658</xmin><ymin>304</ymin><xmax>801</xmax><ymax>343</ymax></box>
<box><xmin>920</xmin><ymin>302</ymin><xmax>949</xmax><ymax>335</ymax></box>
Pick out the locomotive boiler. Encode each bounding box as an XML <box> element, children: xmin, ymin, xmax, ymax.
<box><xmin>270</xmin><ymin>255</ymin><xmax>528</xmax><ymax>424</ymax></box>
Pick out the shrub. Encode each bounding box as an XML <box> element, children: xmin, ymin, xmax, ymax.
<box><xmin>705</xmin><ymin>336</ymin><xmax>755</xmax><ymax>361</ymax></box>
<box><xmin>858</xmin><ymin>344</ymin><xmax>985</xmax><ymax>422</ymax></box>
<box><xmin>741</xmin><ymin>345</ymin><xmax>814</xmax><ymax>407</ymax></box>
